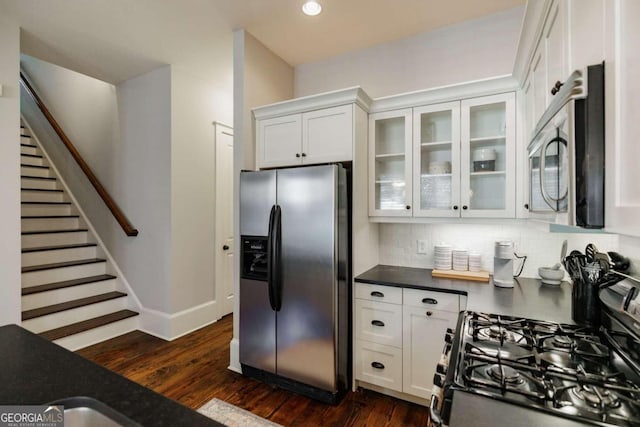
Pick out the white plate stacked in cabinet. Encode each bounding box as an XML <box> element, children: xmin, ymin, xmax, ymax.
<box><xmin>354</xmin><ymin>282</ymin><xmax>462</xmax><ymax>404</ymax></box>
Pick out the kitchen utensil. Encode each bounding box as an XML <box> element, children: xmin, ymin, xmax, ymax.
<box><xmin>608</xmin><ymin>251</ymin><xmax>631</xmax><ymax>272</ymax></box>
<box><xmin>594</xmin><ymin>252</ymin><xmax>610</xmax><ymax>273</ymax></box>
<box><xmin>585</xmin><ymin>243</ymin><xmax>597</xmax><ymax>262</ymax></box>
<box><xmin>560</xmin><ymin>240</ymin><xmax>567</xmax><ymax>262</ymax></box>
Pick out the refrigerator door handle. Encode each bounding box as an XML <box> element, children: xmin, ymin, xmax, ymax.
<box><xmin>272</xmin><ymin>205</ymin><xmax>283</xmax><ymax>311</ymax></box>
<box><xmin>267</xmin><ymin>205</ymin><xmax>277</xmax><ymax>311</ymax></box>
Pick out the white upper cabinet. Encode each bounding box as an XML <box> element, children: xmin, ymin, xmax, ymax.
<box><xmin>302</xmin><ymin>105</ymin><xmax>353</xmax><ymax>165</ymax></box>
<box><xmin>521</xmin><ymin>1</ymin><xmax>568</xmax><ymax>129</ymax></box>
<box><xmin>369</xmin><ymin>109</ymin><xmax>413</xmax><ymax>217</ymax></box>
<box><xmin>253</xmin><ymin>87</ymin><xmax>371</xmax><ymax>170</ymax></box>
<box><xmin>412</xmin><ymin>102</ymin><xmax>461</xmax><ymax>218</ymax></box>
<box><xmin>604</xmin><ymin>0</ymin><xmax>640</xmax><ymax>236</ymax></box>
<box><xmin>256</xmin><ymin>115</ymin><xmax>303</xmax><ymax>168</ymax></box>
<box><xmin>545</xmin><ymin>1</ymin><xmax>568</xmax><ymax>100</ymax></box>
<box><xmin>369</xmin><ymin>86</ymin><xmax>517</xmax><ymax>220</ymax></box>
<box><xmin>460</xmin><ymin>93</ymin><xmax>516</xmax><ymax>218</ymax></box>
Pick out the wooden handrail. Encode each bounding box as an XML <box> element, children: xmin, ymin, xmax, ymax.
<box><xmin>20</xmin><ymin>72</ymin><xmax>139</xmax><ymax>237</ymax></box>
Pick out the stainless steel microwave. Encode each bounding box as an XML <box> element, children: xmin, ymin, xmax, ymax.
<box><xmin>527</xmin><ymin>63</ymin><xmax>605</xmax><ymax>228</ymax></box>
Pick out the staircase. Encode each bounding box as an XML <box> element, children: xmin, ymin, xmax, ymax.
<box><xmin>20</xmin><ymin>121</ymin><xmax>139</xmax><ymax>350</ymax></box>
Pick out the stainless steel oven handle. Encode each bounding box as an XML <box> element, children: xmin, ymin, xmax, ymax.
<box><xmin>429</xmin><ymin>395</ymin><xmax>443</xmax><ymax>427</ymax></box>
<box><xmin>539</xmin><ymin>137</ymin><xmax>568</xmax><ymax>210</ymax></box>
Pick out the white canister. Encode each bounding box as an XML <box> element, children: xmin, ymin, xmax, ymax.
<box><xmin>468</xmin><ymin>253</ymin><xmax>482</xmax><ymax>272</ymax></box>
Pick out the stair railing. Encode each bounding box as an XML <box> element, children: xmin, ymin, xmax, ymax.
<box><xmin>20</xmin><ymin>72</ymin><xmax>139</xmax><ymax>237</ymax></box>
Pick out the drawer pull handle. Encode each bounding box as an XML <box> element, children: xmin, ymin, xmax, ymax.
<box><xmin>371</xmin><ymin>361</ymin><xmax>385</xmax><ymax>370</ymax></box>
<box><xmin>371</xmin><ymin>320</ymin><xmax>385</xmax><ymax>327</ymax></box>
<box><xmin>426</xmin><ymin>311</ymin><xmax>433</xmax><ymax>317</ymax></box>
<box><xmin>422</xmin><ymin>298</ymin><xmax>438</xmax><ymax>305</ymax></box>
<box><xmin>370</xmin><ymin>291</ymin><xmax>384</xmax><ymax>298</ymax></box>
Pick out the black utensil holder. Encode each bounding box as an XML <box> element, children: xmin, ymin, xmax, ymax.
<box><xmin>571</xmin><ymin>277</ymin><xmax>600</xmax><ymax>327</ymax></box>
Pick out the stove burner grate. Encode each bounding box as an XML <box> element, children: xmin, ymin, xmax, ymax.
<box><xmin>571</xmin><ymin>385</ymin><xmax>621</xmax><ymax>409</ymax></box>
<box><xmin>487</xmin><ymin>365</ymin><xmax>524</xmax><ymax>385</ymax></box>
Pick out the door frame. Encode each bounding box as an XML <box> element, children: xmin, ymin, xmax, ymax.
<box><xmin>214</xmin><ymin>122</ymin><xmax>234</xmax><ymax>318</ymax></box>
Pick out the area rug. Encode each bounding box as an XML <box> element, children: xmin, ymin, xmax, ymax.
<box><xmin>198</xmin><ymin>398</ymin><xmax>282</xmax><ymax>427</ymax></box>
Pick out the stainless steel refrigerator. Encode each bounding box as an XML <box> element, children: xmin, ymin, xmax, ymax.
<box><xmin>239</xmin><ymin>164</ymin><xmax>350</xmax><ymax>404</ymax></box>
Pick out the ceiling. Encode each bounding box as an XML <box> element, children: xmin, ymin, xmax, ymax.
<box><xmin>1</xmin><ymin>0</ymin><xmax>525</xmax><ymax>84</ymax></box>
<box><xmin>216</xmin><ymin>0</ymin><xmax>526</xmax><ymax>66</ymax></box>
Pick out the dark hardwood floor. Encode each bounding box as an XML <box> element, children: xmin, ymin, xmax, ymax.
<box><xmin>77</xmin><ymin>314</ymin><xmax>430</xmax><ymax>426</ymax></box>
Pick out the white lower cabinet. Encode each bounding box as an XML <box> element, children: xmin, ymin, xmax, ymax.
<box><xmin>402</xmin><ymin>306</ymin><xmax>457</xmax><ymax>398</ymax></box>
<box><xmin>355</xmin><ymin>299</ymin><xmax>402</xmax><ymax>348</ymax></box>
<box><xmin>355</xmin><ymin>340</ymin><xmax>403</xmax><ymax>392</ymax></box>
<box><xmin>354</xmin><ymin>283</ymin><xmax>463</xmax><ymax>403</ymax></box>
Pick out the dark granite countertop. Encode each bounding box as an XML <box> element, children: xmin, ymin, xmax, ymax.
<box><xmin>355</xmin><ymin>265</ymin><xmax>574</xmax><ymax>324</ymax></box>
<box><xmin>0</xmin><ymin>325</ymin><xmax>222</xmax><ymax>427</ymax></box>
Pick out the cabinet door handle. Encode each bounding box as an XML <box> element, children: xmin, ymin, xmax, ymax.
<box><xmin>406</xmin><ymin>205</ymin><xmax>411</xmax><ymax>210</ymax></box>
<box><xmin>422</xmin><ymin>298</ymin><xmax>438</xmax><ymax>305</ymax></box>
<box><xmin>426</xmin><ymin>311</ymin><xmax>433</xmax><ymax>317</ymax></box>
<box><xmin>453</xmin><ymin>205</ymin><xmax>459</xmax><ymax>210</ymax></box>
<box><xmin>551</xmin><ymin>80</ymin><xmax>563</xmax><ymax>95</ymax></box>
<box><xmin>370</xmin><ymin>291</ymin><xmax>384</xmax><ymax>298</ymax></box>
<box><xmin>371</xmin><ymin>320</ymin><xmax>385</xmax><ymax>327</ymax></box>
<box><xmin>222</xmin><ymin>245</ymin><xmax>229</xmax><ymax>251</ymax></box>
<box><xmin>462</xmin><ymin>205</ymin><xmax>468</xmax><ymax>210</ymax></box>
<box><xmin>524</xmin><ymin>203</ymin><xmax>529</xmax><ymax>210</ymax></box>
<box><xmin>371</xmin><ymin>361</ymin><xmax>385</xmax><ymax>370</ymax></box>
<box><xmin>301</xmin><ymin>152</ymin><xmax>307</xmax><ymax>157</ymax></box>
<box><xmin>296</xmin><ymin>153</ymin><xmax>301</xmax><ymax>158</ymax></box>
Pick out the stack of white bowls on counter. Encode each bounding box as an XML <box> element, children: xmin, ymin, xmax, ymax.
<box><xmin>434</xmin><ymin>244</ymin><xmax>452</xmax><ymax>270</ymax></box>
<box><xmin>452</xmin><ymin>249</ymin><xmax>469</xmax><ymax>271</ymax></box>
<box><xmin>468</xmin><ymin>253</ymin><xmax>482</xmax><ymax>272</ymax></box>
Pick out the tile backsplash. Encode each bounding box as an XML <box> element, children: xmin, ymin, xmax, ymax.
<box><xmin>379</xmin><ymin>222</ymin><xmax>620</xmax><ymax>279</ymax></box>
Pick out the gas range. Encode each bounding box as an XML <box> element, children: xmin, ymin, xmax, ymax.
<box><xmin>431</xmin><ymin>311</ymin><xmax>640</xmax><ymax>426</ymax></box>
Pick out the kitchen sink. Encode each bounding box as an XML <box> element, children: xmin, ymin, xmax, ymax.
<box><xmin>47</xmin><ymin>397</ymin><xmax>141</xmax><ymax>427</ymax></box>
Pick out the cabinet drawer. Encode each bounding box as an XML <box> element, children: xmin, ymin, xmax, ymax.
<box><xmin>403</xmin><ymin>288</ymin><xmax>459</xmax><ymax>312</ymax></box>
<box><xmin>354</xmin><ymin>282</ymin><xmax>402</xmax><ymax>305</ymax></box>
<box><xmin>355</xmin><ymin>299</ymin><xmax>402</xmax><ymax>347</ymax></box>
<box><xmin>355</xmin><ymin>340</ymin><xmax>402</xmax><ymax>392</ymax></box>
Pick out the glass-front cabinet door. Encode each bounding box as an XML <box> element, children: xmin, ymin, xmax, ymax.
<box><xmin>460</xmin><ymin>93</ymin><xmax>516</xmax><ymax>218</ymax></box>
<box><xmin>412</xmin><ymin>102</ymin><xmax>460</xmax><ymax>217</ymax></box>
<box><xmin>369</xmin><ymin>109</ymin><xmax>413</xmax><ymax>216</ymax></box>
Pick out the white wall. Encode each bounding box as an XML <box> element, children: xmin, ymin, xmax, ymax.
<box><xmin>114</xmin><ymin>66</ymin><xmax>173</xmax><ymax>313</ymax></box>
<box><xmin>170</xmin><ymin>65</ymin><xmax>233</xmax><ymax>315</ymax></box>
<box><xmin>295</xmin><ymin>6</ymin><xmax>524</xmax><ymax>98</ymax></box>
<box><xmin>243</xmin><ymin>32</ymin><xmax>295</xmax><ymax>170</ymax></box>
<box><xmin>380</xmin><ymin>222</ymin><xmax>618</xmax><ymax>280</ymax></box>
<box><xmin>21</xmin><ymin>55</ymin><xmax>119</xmax><ymax>180</ymax></box>
<box><xmin>0</xmin><ymin>16</ymin><xmax>21</xmax><ymax>326</ymax></box>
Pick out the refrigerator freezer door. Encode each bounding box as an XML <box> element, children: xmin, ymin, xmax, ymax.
<box><xmin>239</xmin><ymin>278</ymin><xmax>276</xmax><ymax>373</ymax></box>
<box><xmin>276</xmin><ymin>165</ymin><xmax>338</xmax><ymax>391</ymax></box>
<box><xmin>240</xmin><ymin>170</ymin><xmax>276</xmax><ymax>236</ymax></box>
<box><xmin>239</xmin><ymin>170</ymin><xmax>277</xmax><ymax>373</ymax></box>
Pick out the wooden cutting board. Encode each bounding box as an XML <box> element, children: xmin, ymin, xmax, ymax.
<box><xmin>432</xmin><ymin>269</ymin><xmax>490</xmax><ymax>282</ymax></box>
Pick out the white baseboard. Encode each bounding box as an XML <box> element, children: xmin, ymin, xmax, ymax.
<box><xmin>228</xmin><ymin>337</ymin><xmax>241</xmax><ymax>373</ymax></box>
<box><xmin>139</xmin><ymin>300</ymin><xmax>219</xmax><ymax>341</ymax></box>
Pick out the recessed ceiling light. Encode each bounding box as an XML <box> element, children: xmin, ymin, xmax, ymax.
<box><xmin>302</xmin><ymin>0</ymin><xmax>322</xmax><ymax>16</ymax></box>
